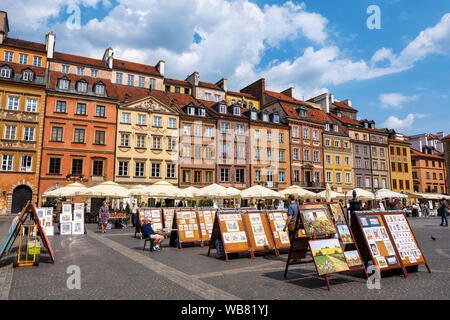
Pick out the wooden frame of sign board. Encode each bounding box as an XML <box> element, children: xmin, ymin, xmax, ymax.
<box><xmin>0</xmin><ymin>201</ymin><xmax>55</xmax><ymax>264</ymax></box>
<box><xmin>266</xmin><ymin>210</ymin><xmax>291</xmax><ymax>251</ymax></box>
<box><xmin>355</xmin><ymin>212</ymin><xmax>407</xmax><ymax>279</ymax></box>
<box><xmin>376</xmin><ymin>211</ymin><xmax>430</xmax><ymax>273</ymax></box>
<box><xmin>328</xmin><ymin>203</ymin><xmax>368</xmax><ymax>278</ymax></box>
<box><xmin>242</xmin><ymin>211</ymin><xmax>277</xmax><ymax>256</ymax></box>
<box><xmin>284</xmin><ymin>201</ymin><xmax>336</xmax><ymax>279</ymax></box>
<box><xmin>170</xmin><ymin>209</ymin><xmax>202</xmax><ymax>249</ymax></box>
<box><xmin>208</xmin><ymin>211</ymin><xmax>252</xmax><ymax>261</ymax></box>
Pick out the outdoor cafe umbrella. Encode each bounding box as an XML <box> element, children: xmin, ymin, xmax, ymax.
<box><xmin>317</xmin><ymin>185</ymin><xmax>346</xmax><ymax>201</ymax></box>
<box><xmin>240</xmin><ymin>185</ymin><xmax>282</xmax><ymax>199</ymax></box>
<box><xmin>77</xmin><ymin>181</ymin><xmax>130</xmax><ymax>198</ymax></box>
<box><xmin>195</xmin><ymin>183</ymin><xmax>237</xmax><ymax>199</ymax></box>
<box><xmin>139</xmin><ymin>181</ymin><xmax>191</xmax><ymax>199</ymax></box>
<box><xmin>279</xmin><ymin>185</ymin><xmax>318</xmax><ymax>199</ymax></box>
<box><xmin>42</xmin><ymin>182</ymin><xmax>88</xmax><ymax>198</ymax></box>
<box><xmin>375</xmin><ymin>189</ymin><xmax>407</xmax><ymax>199</ymax></box>
<box><xmin>345</xmin><ymin>188</ymin><xmax>375</xmax><ymax>201</ymax></box>
<box><xmin>182</xmin><ymin>186</ymin><xmax>199</xmax><ymax>197</ymax></box>
<box><xmin>226</xmin><ymin>187</ymin><xmax>242</xmax><ymax>198</ymax></box>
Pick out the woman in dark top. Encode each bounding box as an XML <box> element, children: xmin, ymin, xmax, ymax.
<box><xmin>99</xmin><ymin>201</ymin><xmax>109</xmax><ymax>233</ymax></box>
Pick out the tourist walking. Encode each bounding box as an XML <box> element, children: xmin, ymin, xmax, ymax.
<box><xmin>438</xmin><ymin>198</ymin><xmax>448</xmax><ymax>227</ymax></box>
<box><xmin>422</xmin><ymin>203</ymin><xmax>429</xmax><ymax>218</ymax></box>
<box><xmin>284</xmin><ymin>195</ymin><xmax>299</xmax><ymax>241</ymax></box>
<box><xmin>99</xmin><ymin>201</ymin><xmax>110</xmax><ymax>233</ymax></box>
<box><xmin>132</xmin><ymin>202</ymin><xmax>138</xmax><ymax>228</ymax></box>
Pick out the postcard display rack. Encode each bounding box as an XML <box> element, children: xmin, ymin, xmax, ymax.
<box><xmin>170</xmin><ymin>209</ymin><xmax>202</xmax><ymax>248</ymax></box>
<box><xmin>135</xmin><ymin>208</ymin><xmax>163</xmax><ymax>238</ymax></box>
<box><xmin>242</xmin><ymin>211</ymin><xmax>277</xmax><ymax>255</ymax></box>
<box><xmin>266</xmin><ymin>210</ymin><xmax>291</xmax><ymax>250</ymax></box>
<box><xmin>162</xmin><ymin>208</ymin><xmax>175</xmax><ymax>232</ymax></box>
<box><xmin>60</xmin><ymin>203</ymin><xmax>85</xmax><ymax>235</ymax></box>
<box><xmin>355</xmin><ymin>211</ymin><xmax>430</xmax><ymax>278</ymax></box>
<box><xmin>284</xmin><ymin>202</ymin><xmax>367</xmax><ymax>290</ymax></box>
<box><xmin>197</xmin><ymin>209</ymin><xmax>216</xmax><ymax>242</ymax></box>
<box><xmin>36</xmin><ymin>207</ymin><xmax>54</xmax><ymax>236</ymax></box>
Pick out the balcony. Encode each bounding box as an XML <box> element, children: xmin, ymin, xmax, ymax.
<box><xmin>295</xmin><ymin>181</ymin><xmax>326</xmax><ymax>189</ymax></box>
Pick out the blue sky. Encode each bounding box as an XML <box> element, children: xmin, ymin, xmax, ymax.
<box><xmin>2</xmin><ymin>0</ymin><xmax>449</xmax><ymax>135</ymax></box>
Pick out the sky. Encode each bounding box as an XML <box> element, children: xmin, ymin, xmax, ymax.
<box><xmin>2</xmin><ymin>0</ymin><xmax>449</xmax><ymax>135</ymax></box>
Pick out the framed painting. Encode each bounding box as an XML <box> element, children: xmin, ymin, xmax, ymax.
<box><xmin>299</xmin><ymin>204</ymin><xmax>337</xmax><ymax>236</ymax></box>
<box><xmin>309</xmin><ymin>238</ymin><xmax>350</xmax><ymax>276</ymax></box>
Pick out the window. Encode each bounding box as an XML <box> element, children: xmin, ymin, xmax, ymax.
<box><xmin>251</xmin><ymin>111</ymin><xmax>257</xmax><ymax>120</ymax></box>
<box><xmin>8</xmin><ymin>97</ymin><xmax>19</xmax><ymax>110</ymax></box>
<box><xmin>96</xmin><ymin>105</ymin><xmax>105</xmax><ymax>117</ymax></box>
<box><xmin>195</xmin><ymin>125</ymin><xmax>202</xmax><ymax>137</ymax></box>
<box><xmin>199</xmin><ymin>108</ymin><xmax>205</xmax><ymax>116</ymax></box>
<box><xmin>204</xmin><ymin>93</ymin><xmax>212</xmax><ymax>101</ymax></box>
<box><xmin>273</xmin><ymin>114</ymin><xmax>279</xmax><ymax>123</ymax></box>
<box><xmin>135</xmin><ymin>162</ymin><xmax>145</xmax><ymax>177</ymax></box>
<box><xmin>94</xmin><ymin>131</ymin><xmax>105</xmax><ymax>145</ymax></box>
<box><xmin>205</xmin><ymin>171</ymin><xmax>212</xmax><ymax>183</ymax></box>
<box><xmin>221</xmin><ymin>123</ymin><xmax>229</xmax><ymax>134</ymax></box>
<box><xmin>381</xmin><ymin>162</ymin><xmax>385</xmax><ymax>170</ymax></box>
<box><xmin>168</xmin><ymin>118</ymin><xmax>176</xmax><ymax>129</ymax></box>
<box><xmin>165</xmin><ymin>85</ymin><xmax>170</xmax><ymax>92</ymax></box>
<box><xmin>19</xmin><ymin>54</ymin><xmax>28</xmax><ymax>65</ymax></box>
<box><xmin>325</xmin><ymin>139</ymin><xmax>331</xmax><ymax>147</ymax></box>
<box><xmin>304</xmin><ymin>150</ymin><xmax>310</xmax><ymax>161</ymax></box>
<box><xmin>59</xmin><ymin>78</ymin><xmax>69</xmax><ymax>90</ymax></box>
<box><xmin>183</xmin><ymin>170</ymin><xmax>190</xmax><ymax>183</ymax></box>
<box><xmin>356</xmin><ymin>176</ymin><xmax>362</xmax><ymax>187</ymax></box>
<box><xmin>23</xmin><ymin>127</ymin><xmax>35</xmax><ymax>141</ymax></box>
<box><xmin>194</xmin><ymin>145</ymin><xmax>202</xmax><ymax>159</ymax></box>
<box><xmin>234</xmin><ymin>107</ymin><xmax>241</xmax><ymax>116</ymax></box>
<box><xmin>136</xmin><ymin>135</ymin><xmax>146</xmax><ymax>148</ymax></box>
<box><xmin>335</xmin><ymin>156</ymin><xmax>341</xmax><ymax>165</ymax></box>
<box><xmin>116</xmin><ymin>73</ymin><xmax>123</xmax><ymax>84</ymax></box>
<box><xmin>255</xmin><ymin>170</ymin><xmax>261</xmax><ymax>182</ymax></box>
<box><xmin>4</xmin><ymin>51</ymin><xmax>13</xmax><ymax>62</ymax></box>
<box><xmin>215</xmin><ymin>95</ymin><xmax>221</xmax><ymax>102</ymax></box>
<box><xmin>372</xmin><ymin>147</ymin><xmax>377</xmax><ymax>157</ymax></box>
<box><xmin>0</xmin><ymin>67</ymin><xmax>11</xmax><ymax>78</ymax></box>
<box><xmin>326</xmin><ymin>171</ymin><xmax>332</xmax><ymax>183</ymax></box>
<box><xmin>61</xmin><ymin>65</ymin><xmax>70</xmax><ymax>73</ymax></box>
<box><xmin>77</xmin><ymin>67</ymin><xmax>84</xmax><ymax>76</ymax></box>
<box><xmin>21</xmin><ymin>155</ymin><xmax>32</xmax><ymax>172</ymax></box>
<box><xmin>127</xmin><ymin>74</ymin><xmax>134</xmax><ymax>86</ymax></box>
<box><xmin>267</xmin><ymin>149</ymin><xmax>273</xmax><ymax>161</ymax></box>
<box><xmin>404</xmin><ymin>163</ymin><xmax>408</xmax><ymax>173</ymax></box>
<box><xmin>139</xmin><ymin>76</ymin><xmax>145</xmax><ymax>88</ymax></box>
<box><xmin>76</xmin><ymin>103</ymin><xmax>86</xmax><ymax>115</ymax></box>
<box><xmin>236</xmin><ymin>124</ymin><xmax>244</xmax><ymax>135</ymax></box>
<box><xmin>374</xmin><ymin>178</ymin><xmax>379</xmax><ymax>189</ymax></box>
<box><xmin>183</xmin><ymin>124</ymin><xmax>191</xmax><ymax>135</ymax></box>
<box><xmin>254</xmin><ymin>130</ymin><xmax>261</xmax><ymax>141</ymax></box>
<box><xmin>51</xmin><ymin>127</ymin><xmax>63</xmax><ymax>142</ymax></box>
<box><xmin>294</xmin><ymin>170</ymin><xmax>300</xmax><ymax>183</ymax></box>
<box><xmin>76</xmin><ymin>81</ymin><xmax>87</xmax><ymax>92</ymax></box>
<box><xmin>95</xmin><ymin>84</ymin><xmax>105</xmax><ymax>95</ymax></box>
<box><xmin>303</xmin><ymin>128</ymin><xmax>309</xmax><ymax>139</ymax></box>
<box><xmin>344</xmin><ymin>141</ymin><xmax>350</xmax><ymax>149</ymax></box>
<box><xmin>313</xmin><ymin>130</ymin><xmax>319</xmax><ymax>141</ymax></box>
<box><xmin>356</xmin><ymin>159</ymin><xmax>361</xmax><ymax>168</ymax></box>
<box><xmin>344</xmin><ymin>156</ymin><xmax>350</xmax><ymax>166</ymax></box>
<box><xmin>167</xmin><ymin>137</ymin><xmax>177</xmax><ymax>151</ymax></box>
<box><xmin>325</xmin><ymin>123</ymin><xmax>330</xmax><ymax>131</ymax></box>
<box><xmin>152</xmin><ymin>136</ymin><xmax>162</xmax><ymax>149</ymax></box>
<box><xmin>278</xmin><ymin>133</ymin><xmax>284</xmax><ymax>143</ymax></box>
<box><xmin>345</xmin><ymin>172</ymin><xmax>351</xmax><ymax>184</ymax></box>
<box><xmin>24</xmin><ymin>99</ymin><xmax>37</xmax><ymax>113</ymax></box>
<box><xmin>355</xmin><ymin>145</ymin><xmax>359</xmax><ymax>153</ymax></box>
<box><xmin>279</xmin><ymin>172</ymin><xmax>285</xmax><ymax>183</ymax></box>
<box><xmin>279</xmin><ymin>150</ymin><xmax>285</xmax><ymax>162</ymax></box>
<box><xmin>236</xmin><ymin>169</ymin><xmax>245</xmax><ymax>183</ymax></box>
<box><xmin>71</xmin><ymin>159</ymin><xmax>83</xmax><ymax>175</ymax></box>
<box><xmin>205</xmin><ymin>146</ymin><xmax>213</xmax><ymax>160</ymax></box>
<box><xmin>254</xmin><ymin>148</ymin><xmax>261</xmax><ymax>161</ymax></box>
<box><xmin>121</xmin><ymin>113</ymin><xmax>131</xmax><ymax>124</ymax></box>
<box><xmin>373</xmin><ymin>162</ymin><xmax>378</xmax><ymax>170</ymax></box>
<box><xmin>267</xmin><ymin>131</ymin><xmax>272</xmax><ymax>142</ymax></box>
<box><xmin>137</xmin><ymin>114</ymin><xmax>147</xmax><ymax>125</ymax></box>
<box><xmin>221</xmin><ymin>168</ymin><xmax>229</xmax><ymax>182</ymax></box>
<box><xmin>4</xmin><ymin>125</ymin><xmax>17</xmax><ymax>140</ymax></box>
<box><xmin>1</xmin><ymin>155</ymin><xmax>13</xmax><ymax>172</ymax></box>
<box><xmin>93</xmin><ymin>160</ymin><xmax>103</xmax><ymax>176</ymax></box>
<box><xmin>120</xmin><ymin>133</ymin><xmax>130</xmax><ymax>147</ymax></box>
<box><xmin>22</xmin><ymin>70</ymin><xmax>34</xmax><ymax>81</ymax></box>
<box><xmin>293</xmin><ymin>148</ymin><xmax>299</xmax><ymax>161</ymax></box>
<box><xmin>363</xmin><ymin>146</ymin><xmax>368</xmax><ymax>156</ymax></box>
<box><xmin>167</xmin><ymin>164</ymin><xmax>176</xmax><ymax>178</ymax></box>
<box><xmin>292</xmin><ymin>126</ymin><xmax>299</xmax><ymax>138</ymax></box>
<box><xmin>91</xmin><ymin>69</ymin><xmax>98</xmax><ymax>78</ymax></box>
<box><xmin>236</xmin><ymin>145</ymin><xmax>245</xmax><ymax>159</ymax></box>
<box><xmin>49</xmin><ymin>158</ymin><xmax>61</xmax><ymax>174</ymax></box>
<box><xmin>380</xmin><ymin>148</ymin><xmax>385</xmax><ymax>157</ymax></box>
<box><xmin>326</xmin><ymin>154</ymin><xmax>332</xmax><ymax>165</ymax></box>
<box><xmin>152</xmin><ymin>163</ymin><xmax>161</xmax><ymax>178</ymax></box>
<box><xmin>263</xmin><ymin>113</ymin><xmax>269</xmax><ymax>121</ymax></box>
<box><xmin>336</xmin><ymin>172</ymin><xmax>342</xmax><ymax>184</ymax></box>
<box><xmin>149</xmin><ymin>78</ymin><xmax>156</xmax><ymax>90</ymax></box>
<box><xmin>118</xmin><ymin>161</ymin><xmax>129</xmax><ymax>176</ymax></box>
<box><xmin>314</xmin><ymin>151</ymin><xmax>319</xmax><ymax>162</ymax></box>
<box><xmin>72</xmin><ymin>159</ymin><xmax>83</xmax><ymax>175</ymax></box>
<box><xmin>365</xmin><ymin>178</ymin><xmax>371</xmax><ymax>188</ymax></box>
<box><xmin>194</xmin><ymin>171</ymin><xmax>202</xmax><ymax>183</ymax></box>
<box><xmin>334</xmin><ymin>140</ymin><xmax>340</xmax><ymax>148</ymax></box>
<box><xmin>182</xmin><ymin>145</ymin><xmax>190</xmax><ymax>157</ymax></box>
<box><xmin>221</xmin><ymin>144</ymin><xmax>229</xmax><ymax>158</ymax></box>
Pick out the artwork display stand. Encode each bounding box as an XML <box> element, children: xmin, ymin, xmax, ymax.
<box><xmin>242</xmin><ymin>211</ymin><xmax>277</xmax><ymax>256</ymax></box>
<box><xmin>197</xmin><ymin>209</ymin><xmax>216</xmax><ymax>245</ymax></box>
<box><xmin>266</xmin><ymin>210</ymin><xmax>291</xmax><ymax>251</ymax></box>
<box><xmin>0</xmin><ymin>201</ymin><xmax>55</xmax><ymax>266</ymax></box>
<box><xmin>135</xmin><ymin>208</ymin><xmax>163</xmax><ymax>239</ymax></box>
<box><xmin>169</xmin><ymin>210</ymin><xmax>202</xmax><ymax>249</ymax></box>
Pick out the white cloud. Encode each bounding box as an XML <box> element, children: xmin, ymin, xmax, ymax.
<box><xmin>381</xmin><ymin>113</ymin><xmax>430</xmax><ymax>131</ymax></box>
<box><xmin>379</xmin><ymin>93</ymin><xmax>420</xmax><ymax>109</ymax></box>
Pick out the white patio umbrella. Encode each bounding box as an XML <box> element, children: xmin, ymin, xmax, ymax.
<box><xmin>375</xmin><ymin>189</ymin><xmax>407</xmax><ymax>199</ymax></box>
<box><xmin>77</xmin><ymin>181</ymin><xmax>130</xmax><ymax>198</ymax></box>
<box><xmin>128</xmin><ymin>184</ymin><xmax>147</xmax><ymax>195</ymax></box>
<box><xmin>226</xmin><ymin>187</ymin><xmax>242</xmax><ymax>198</ymax></box>
<box><xmin>42</xmin><ymin>182</ymin><xmax>88</xmax><ymax>197</ymax></box>
<box><xmin>182</xmin><ymin>186</ymin><xmax>200</xmax><ymax>197</ymax></box>
<box><xmin>195</xmin><ymin>183</ymin><xmax>237</xmax><ymax>199</ymax></box>
<box><xmin>317</xmin><ymin>187</ymin><xmax>346</xmax><ymax>201</ymax></box>
<box><xmin>140</xmin><ymin>181</ymin><xmax>191</xmax><ymax>199</ymax></box>
<box><xmin>240</xmin><ymin>185</ymin><xmax>282</xmax><ymax>199</ymax></box>
<box><xmin>279</xmin><ymin>185</ymin><xmax>318</xmax><ymax>199</ymax></box>
<box><xmin>345</xmin><ymin>188</ymin><xmax>375</xmax><ymax>201</ymax></box>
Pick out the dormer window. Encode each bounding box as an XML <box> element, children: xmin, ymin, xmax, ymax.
<box><xmin>337</xmin><ymin>112</ymin><xmax>342</xmax><ymax>117</ymax></box>
<box><xmin>325</xmin><ymin>123</ymin><xmax>330</xmax><ymax>131</ymax></box>
<box><xmin>58</xmin><ymin>78</ymin><xmax>70</xmax><ymax>90</ymax></box>
<box><xmin>263</xmin><ymin>113</ymin><xmax>269</xmax><ymax>121</ymax></box>
<box><xmin>234</xmin><ymin>107</ymin><xmax>240</xmax><ymax>116</ymax></box>
<box><xmin>220</xmin><ymin>104</ymin><xmax>227</xmax><ymax>114</ymax></box>
<box><xmin>333</xmin><ymin>124</ymin><xmax>339</xmax><ymax>132</ymax></box>
<box><xmin>299</xmin><ymin>107</ymin><xmax>308</xmax><ymax>117</ymax></box>
<box><xmin>231</xmin><ymin>99</ymin><xmax>235</xmax><ymax>105</ymax></box>
<box><xmin>0</xmin><ymin>66</ymin><xmax>12</xmax><ymax>78</ymax></box>
<box><xmin>188</xmin><ymin>107</ymin><xmax>195</xmax><ymax>116</ymax></box>
<box><xmin>364</xmin><ymin>122</ymin><xmax>369</xmax><ymax>128</ymax></box>
<box><xmin>371</xmin><ymin>123</ymin><xmax>375</xmax><ymax>129</ymax></box>
<box><xmin>22</xmin><ymin>70</ymin><xmax>34</xmax><ymax>81</ymax></box>
<box><xmin>94</xmin><ymin>83</ymin><xmax>105</xmax><ymax>95</ymax></box>
<box><xmin>251</xmin><ymin>111</ymin><xmax>257</xmax><ymax>120</ymax></box>
<box><xmin>273</xmin><ymin>114</ymin><xmax>279</xmax><ymax>123</ymax></box>
<box><xmin>199</xmin><ymin>108</ymin><xmax>205</xmax><ymax>116</ymax></box>
<box><xmin>76</xmin><ymin>80</ymin><xmax>88</xmax><ymax>92</ymax></box>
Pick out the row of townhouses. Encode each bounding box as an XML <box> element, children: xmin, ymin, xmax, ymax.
<box><xmin>0</xmin><ymin>11</ymin><xmax>447</xmax><ymax>214</ymax></box>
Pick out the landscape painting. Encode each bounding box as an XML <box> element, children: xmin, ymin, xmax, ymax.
<box><xmin>309</xmin><ymin>239</ymin><xmax>350</xmax><ymax>275</ymax></box>
<box><xmin>343</xmin><ymin>250</ymin><xmax>364</xmax><ymax>268</ymax></box>
<box><xmin>300</xmin><ymin>205</ymin><xmax>337</xmax><ymax>236</ymax></box>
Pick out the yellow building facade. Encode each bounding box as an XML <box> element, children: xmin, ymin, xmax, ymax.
<box><xmin>388</xmin><ymin>138</ymin><xmax>414</xmax><ymax>193</ymax></box>
<box><xmin>226</xmin><ymin>91</ymin><xmax>260</xmax><ymax>110</ymax></box>
<box><xmin>115</xmin><ymin>91</ymin><xmax>180</xmax><ymax>187</ymax></box>
<box><xmin>323</xmin><ymin>132</ymin><xmax>353</xmax><ymax>193</ymax></box>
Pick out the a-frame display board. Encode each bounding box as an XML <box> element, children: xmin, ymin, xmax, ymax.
<box><xmin>242</xmin><ymin>211</ymin><xmax>277</xmax><ymax>256</ymax></box>
<box><xmin>170</xmin><ymin>209</ymin><xmax>202</xmax><ymax>248</ymax></box>
<box><xmin>197</xmin><ymin>209</ymin><xmax>215</xmax><ymax>243</ymax></box>
<box><xmin>0</xmin><ymin>201</ymin><xmax>55</xmax><ymax>264</ymax></box>
<box><xmin>208</xmin><ymin>211</ymin><xmax>251</xmax><ymax>261</ymax></box>
<box><xmin>162</xmin><ymin>208</ymin><xmax>175</xmax><ymax>232</ymax></box>
<box><xmin>266</xmin><ymin>210</ymin><xmax>291</xmax><ymax>250</ymax></box>
<box><xmin>355</xmin><ymin>211</ymin><xmax>407</xmax><ymax>278</ymax></box>
<box><xmin>383</xmin><ymin>211</ymin><xmax>430</xmax><ymax>271</ymax></box>
<box><xmin>135</xmin><ymin>208</ymin><xmax>163</xmax><ymax>238</ymax></box>
<box><xmin>328</xmin><ymin>203</ymin><xmax>367</xmax><ymax>277</ymax></box>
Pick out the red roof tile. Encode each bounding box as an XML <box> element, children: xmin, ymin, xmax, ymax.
<box><xmin>2</xmin><ymin>37</ymin><xmax>46</xmax><ymax>52</ymax></box>
<box><xmin>198</xmin><ymin>81</ymin><xmax>223</xmax><ymax>91</ymax></box>
<box><xmin>113</xmin><ymin>85</ymin><xmax>149</xmax><ymax>103</ymax></box>
<box><xmin>410</xmin><ymin>148</ymin><xmax>444</xmax><ymax>159</ymax></box>
<box><xmin>0</xmin><ymin>61</ymin><xmax>46</xmax><ymax>77</ymax></box>
<box><xmin>113</xmin><ymin>59</ymin><xmax>161</xmax><ymax>77</ymax></box>
<box><xmin>227</xmin><ymin>90</ymin><xmax>258</xmax><ymax>100</ymax></box>
<box><xmin>389</xmin><ymin>138</ymin><xmax>411</xmax><ymax>145</ymax></box>
<box><xmin>329</xmin><ymin>112</ymin><xmax>361</xmax><ymax>126</ymax></box>
<box><xmin>266</xmin><ymin>90</ymin><xmax>311</xmax><ymax>106</ymax></box>
<box><xmin>333</xmin><ymin>101</ymin><xmax>357</xmax><ymax>112</ymax></box>
<box><xmin>164</xmin><ymin>78</ymin><xmax>191</xmax><ymax>87</ymax></box>
<box><xmin>442</xmin><ymin>134</ymin><xmax>450</xmax><ymax>140</ymax></box>
<box><xmin>53</xmin><ymin>51</ymin><xmax>108</xmax><ymax>69</ymax></box>
<box><xmin>427</xmin><ymin>134</ymin><xmax>439</xmax><ymax>140</ymax></box>
<box><xmin>165</xmin><ymin>92</ymin><xmax>201</xmax><ymax>114</ymax></box>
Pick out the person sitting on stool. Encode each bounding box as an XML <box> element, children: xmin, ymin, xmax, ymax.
<box><xmin>141</xmin><ymin>218</ymin><xmax>164</xmax><ymax>250</ymax></box>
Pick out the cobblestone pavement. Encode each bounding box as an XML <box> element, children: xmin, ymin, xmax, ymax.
<box><xmin>0</xmin><ymin>215</ymin><xmax>448</xmax><ymax>300</ymax></box>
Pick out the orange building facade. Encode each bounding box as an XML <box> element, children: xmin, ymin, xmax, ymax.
<box><xmin>411</xmin><ymin>149</ymin><xmax>447</xmax><ymax>194</ymax></box>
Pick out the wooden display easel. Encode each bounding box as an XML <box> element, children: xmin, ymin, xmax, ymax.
<box><xmin>208</xmin><ymin>211</ymin><xmax>252</xmax><ymax>261</ymax></box>
<box><xmin>266</xmin><ymin>210</ymin><xmax>291</xmax><ymax>251</ymax></box>
<box><xmin>169</xmin><ymin>210</ymin><xmax>202</xmax><ymax>248</ymax></box>
<box><xmin>0</xmin><ymin>201</ymin><xmax>55</xmax><ymax>265</ymax></box>
<box><xmin>197</xmin><ymin>209</ymin><xmax>215</xmax><ymax>245</ymax></box>
<box><xmin>134</xmin><ymin>208</ymin><xmax>163</xmax><ymax>239</ymax></box>
<box><xmin>241</xmin><ymin>211</ymin><xmax>278</xmax><ymax>256</ymax></box>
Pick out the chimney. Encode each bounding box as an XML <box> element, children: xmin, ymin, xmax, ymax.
<box><xmin>330</xmin><ymin>93</ymin><xmax>335</xmax><ymax>104</ymax></box>
<box><xmin>156</xmin><ymin>60</ymin><xmax>165</xmax><ymax>77</ymax></box>
<box><xmin>240</xmin><ymin>78</ymin><xmax>265</xmax><ymax>106</ymax></box>
<box><xmin>45</xmin><ymin>32</ymin><xmax>56</xmax><ymax>59</ymax></box>
<box><xmin>102</xmin><ymin>47</ymin><xmax>114</xmax><ymax>69</ymax></box>
<box><xmin>0</xmin><ymin>11</ymin><xmax>10</xmax><ymax>44</ymax></box>
<box><xmin>342</xmin><ymin>99</ymin><xmax>352</xmax><ymax>107</ymax></box>
<box><xmin>281</xmin><ymin>87</ymin><xmax>294</xmax><ymax>98</ymax></box>
<box><xmin>216</xmin><ymin>78</ymin><xmax>227</xmax><ymax>92</ymax></box>
<box><xmin>186</xmin><ymin>72</ymin><xmax>199</xmax><ymax>87</ymax></box>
